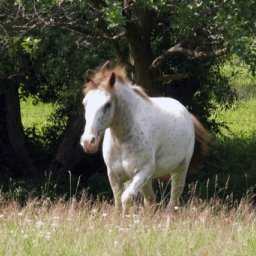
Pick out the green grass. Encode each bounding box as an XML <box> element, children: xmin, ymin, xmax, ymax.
<box><xmin>199</xmin><ymin>62</ymin><xmax>256</xmax><ymax>198</ymax></box>
<box><xmin>216</xmin><ymin>98</ymin><xmax>256</xmax><ymax>137</ymax></box>
<box><xmin>20</xmin><ymin>97</ymin><xmax>54</xmax><ymax>130</ymax></box>
<box><xmin>218</xmin><ymin>62</ymin><xmax>256</xmax><ymax>137</ymax></box>
<box><xmin>0</xmin><ymin>197</ymin><xmax>255</xmax><ymax>256</ymax></box>
<box><xmin>221</xmin><ymin>61</ymin><xmax>256</xmax><ymax>100</ymax></box>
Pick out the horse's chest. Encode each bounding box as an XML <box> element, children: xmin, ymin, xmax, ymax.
<box><xmin>103</xmin><ymin>134</ymin><xmax>149</xmax><ymax>178</ymax></box>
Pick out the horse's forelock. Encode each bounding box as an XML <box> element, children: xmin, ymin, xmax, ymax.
<box><xmin>83</xmin><ymin>63</ymin><xmax>128</xmax><ymax>94</ymax></box>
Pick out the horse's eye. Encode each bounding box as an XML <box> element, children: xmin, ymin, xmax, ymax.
<box><xmin>105</xmin><ymin>102</ymin><xmax>111</xmax><ymax>109</ymax></box>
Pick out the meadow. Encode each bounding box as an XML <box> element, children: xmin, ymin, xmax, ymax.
<box><xmin>0</xmin><ymin>63</ymin><xmax>255</xmax><ymax>255</ymax></box>
<box><xmin>0</xmin><ymin>196</ymin><xmax>256</xmax><ymax>256</ymax></box>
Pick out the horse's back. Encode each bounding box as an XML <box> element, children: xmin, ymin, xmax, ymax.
<box><xmin>150</xmin><ymin>97</ymin><xmax>187</xmax><ymax>115</ymax></box>
<box><xmin>150</xmin><ymin>97</ymin><xmax>193</xmax><ymax>132</ymax></box>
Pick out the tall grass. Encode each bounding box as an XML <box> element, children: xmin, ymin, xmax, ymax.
<box><xmin>0</xmin><ymin>194</ymin><xmax>255</xmax><ymax>256</ymax></box>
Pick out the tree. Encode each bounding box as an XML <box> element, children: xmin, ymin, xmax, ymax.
<box><xmin>0</xmin><ymin>1</ymin><xmax>39</xmax><ymax>177</ymax></box>
<box><xmin>0</xmin><ymin>0</ymin><xmax>255</xmax><ymax>179</ymax></box>
<box><xmin>0</xmin><ymin>0</ymin><xmax>113</xmax><ymax>178</ymax></box>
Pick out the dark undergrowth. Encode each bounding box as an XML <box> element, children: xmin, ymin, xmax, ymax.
<box><xmin>0</xmin><ymin>133</ymin><xmax>255</xmax><ymax>206</ymax></box>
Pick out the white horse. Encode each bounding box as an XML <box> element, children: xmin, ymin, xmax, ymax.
<box><xmin>80</xmin><ymin>63</ymin><xmax>210</xmax><ymax>215</ymax></box>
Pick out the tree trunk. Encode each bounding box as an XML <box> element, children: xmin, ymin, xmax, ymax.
<box><xmin>124</xmin><ymin>6</ymin><xmax>159</xmax><ymax>96</ymax></box>
<box><xmin>0</xmin><ymin>92</ymin><xmax>13</xmax><ymax>177</ymax></box>
<box><xmin>50</xmin><ymin>112</ymin><xmax>84</xmax><ymax>178</ymax></box>
<box><xmin>50</xmin><ymin>112</ymin><xmax>105</xmax><ymax>180</ymax></box>
<box><xmin>0</xmin><ymin>80</ymin><xmax>39</xmax><ymax>178</ymax></box>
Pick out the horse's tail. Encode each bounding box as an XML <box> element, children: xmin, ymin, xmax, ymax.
<box><xmin>188</xmin><ymin>114</ymin><xmax>211</xmax><ymax>174</ymax></box>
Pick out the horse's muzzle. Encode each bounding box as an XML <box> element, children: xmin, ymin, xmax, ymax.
<box><xmin>80</xmin><ymin>135</ymin><xmax>99</xmax><ymax>154</ymax></box>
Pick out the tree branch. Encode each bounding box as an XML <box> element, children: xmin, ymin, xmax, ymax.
<box><xmin>156</xmin><ymin>73</ymin><xmax>190</xmax><ymax>82</ymax></box>
<box><xmin>151</xmin><ymin>45</ymin><xmax>229</xmax><ymax>69</ymax></box>
<box><xmin>102</xmin><ymin>32</ymin><xmax>134</xmax><ymax>72</ymax></box>
<box><xmin>0</xmin><ymin>71</ymin><xmax>30</xmax><ymax>82</ymax></box>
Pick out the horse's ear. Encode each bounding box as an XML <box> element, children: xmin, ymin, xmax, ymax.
<box><xmin>84</xmin><ymin>69</ymin><xmax>95</xmax><ymax>82</ymax></box>
<box><xmin>109</xmin><ymin>72</ymin><xmax>116</xmax><ymax>88</ymax></box>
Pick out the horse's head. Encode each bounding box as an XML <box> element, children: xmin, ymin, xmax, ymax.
<box><xmin>80</xmin><ymin>63</ymin><xmax>118</xmax><ymax>153</ymax></box>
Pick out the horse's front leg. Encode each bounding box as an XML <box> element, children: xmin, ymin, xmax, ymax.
<box><xmin>121</xmin><ymin>164</ymin><xmax>154</xmax><ymax>212</ymax></box>
<box><xmin>107</xmin><ymin>169</ymin><xmax>124</xmax><ymax>211</ymax></box>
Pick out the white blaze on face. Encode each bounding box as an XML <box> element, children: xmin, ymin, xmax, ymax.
<box><xmin>80</xmin><ymin>89</ymin><xmax>111</xmax><ymax>153</ymax></box>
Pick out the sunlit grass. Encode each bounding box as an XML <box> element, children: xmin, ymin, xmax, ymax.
<box><xmin>0</xmin><ymin>196</ymin><xmax>255</xmax><ymax>256</ymax></box>
<box><xmin>20</xmin><ymin>97</ymin><xmax>54</xmax><ymax>130</ymax></box>
<box><xmin>222</xmin><ymin>61</ymin><xmax>256</xmax><ymax>99</ymax></box>
<box><xmin>216</xmin><ymin>61</ymin><xmax>256</xmax><ymax>137</ymax></box>
<box><xmin>208</xmin><ymin>62</ymin><xmax>256</xmax><ymax>196</ymax></box>
<box><xmin>216</xmin><ymin>98</ymin><xmax>256</xmax><ymax>137</ymax></box>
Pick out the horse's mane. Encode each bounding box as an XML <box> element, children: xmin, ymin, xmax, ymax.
<box><xmin>132</xmin><ymin>85</ymin><xmax>150</xmax><ymax>101</ymax></box>
<box><xmin>83</xmin><ymin>62</ymin><xmax>150</xmax><ymax>101</ymax></box>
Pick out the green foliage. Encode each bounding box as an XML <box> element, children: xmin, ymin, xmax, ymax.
<box><xmin>216</xmin><ymin>0</ymin><xmax>256</xmax><ymax>73</ymax></box>
<box><xmin>170</xmin><ymin>1</ymin><xmax>208</xmax><ymax>36</ymax></box>
<box><xmin>21</xmin><ymin>37</ymin><xmax>41</xmax><ymax>57</ymax></box>
<box><xmin>1</xmin><ymin>0</ymin><xmax>255</xmax><ymax>192</ymax></box>
<box><xmin>2</xmin><ymin>0</ymin><xmax>255</xmax><ymax>126</ymax></box>
<box><xmin>104</xmin><ymin>0</ymin><xmax>125</xmax><ymax>30</ymax></box>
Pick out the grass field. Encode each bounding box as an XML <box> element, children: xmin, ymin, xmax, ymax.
<box><xmin>9</xmin><ymin>63</ymin><xmax>255</xmax><ymax>255</ymax></box>
<box><xmin>218</xmin><ymin>62</ymin><xmax>256</xmax><ymax>137</ymax></box>
<box><xmin>0</xmin><ymin>196</ymin><xmax>256</xmax><ymax>255</ymax></box>
<box><xmin>203</xmin><ymin>63</ymin><xmax>256</xmax><ymax>198</ymax></box>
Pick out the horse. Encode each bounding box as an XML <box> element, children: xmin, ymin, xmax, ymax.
<box><xmin>80</xmin><ymin>62</ymin><xmax>210</xmax><ymax>216</ymax></box>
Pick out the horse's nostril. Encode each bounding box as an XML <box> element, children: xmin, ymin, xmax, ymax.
<box><xmin>90</xmin><ymin>136</ymin><xmax>96</xmax><ymax>145</ymax></box>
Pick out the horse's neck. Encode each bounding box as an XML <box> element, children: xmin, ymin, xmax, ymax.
<box><xmin>111</xmin><ymin>86</ymin><xmax>148</xmax><ymax>140</ymax></box>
